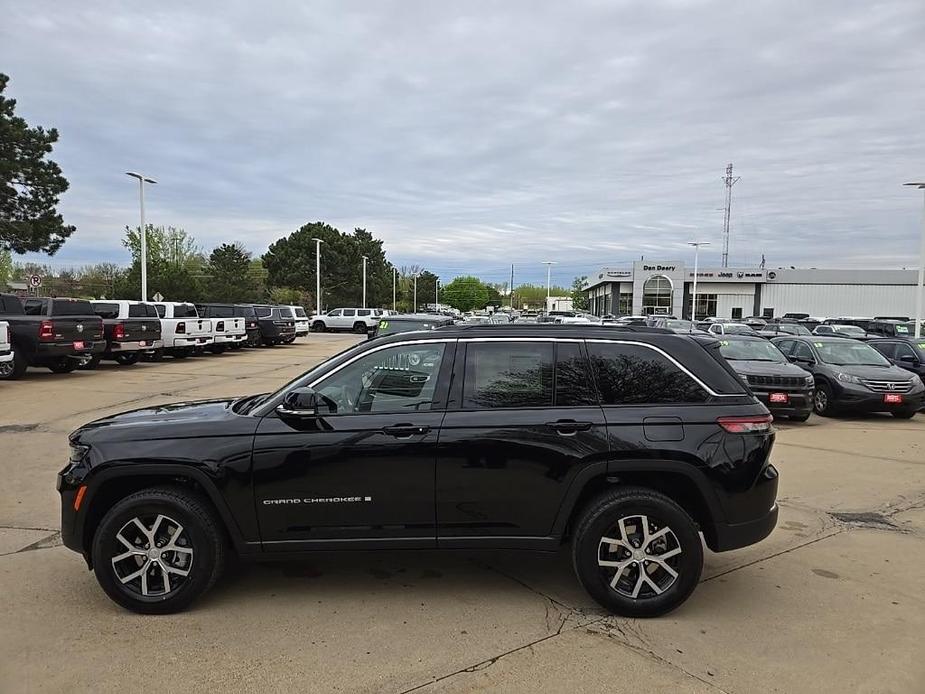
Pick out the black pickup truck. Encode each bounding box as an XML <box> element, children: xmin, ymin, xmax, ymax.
<box><xmin>0</xmin><ymin>294</ymin><xmax>105</xmax><ymax>380</ymax></box>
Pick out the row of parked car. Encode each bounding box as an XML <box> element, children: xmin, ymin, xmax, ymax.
<box><xmin>0</xmin><ymin>293</ymin><xmax>311</xmax><ymax>380</ymax></box>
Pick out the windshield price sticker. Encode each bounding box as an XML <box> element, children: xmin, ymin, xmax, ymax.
<box><xmin>814</xmin><ymin>342</ymin><xmax>823</xmax><ymax>348</ymax></box>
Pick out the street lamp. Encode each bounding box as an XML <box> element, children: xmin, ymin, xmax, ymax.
<box><xmin>905</xmin><ymin>182</ymin><xmax>925</xmax><ymax>338</ymax></box>
<box><xmin>312</xmin><ymin>237</ymin><xmax>324</xmax><ymax>317</ymax></box>
<box><xmin>688</xmin><ymin>242</ymin><xmax>711</xmax><ymax>323</ymax></box>
<box><xmin>542</xmin><ymin>261</ymin><xmax>556</xmax><ymax>312</ymax></box>
<box><xmin>125</xmin><ymin>172</ymin><xmax>157</xmax><ymax>301</ymax></box>
<box><xmin>435</xmin><ymin>278</ymin><xmax>439</xmax><ymax>309</ymax></box>
<box><xmin>392</xmin><ymin>267</ymin><xmax>398</xmax><ymax>312</ymax></box>
<box><xmin>413</xmin><ymin>273</ymin><xmax>420</xmax><ymax>313</ymax></box>
<box><xmin>361</xmin><ymin>255</ymin><xmax>368</xmax><ymax>308</ymax></box>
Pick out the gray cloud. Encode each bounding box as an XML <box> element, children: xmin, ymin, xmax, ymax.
<box><xmin>3</xmin><ymin>0</ymin><xmax>924</xmax><ymax>285</ymax></box>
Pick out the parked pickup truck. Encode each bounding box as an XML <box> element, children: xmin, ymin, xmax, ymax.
<box><xmin>0</xmin><ymin>293</ymin><xmax>105</xmax><ymax>380</ymax></box>
<box><xmin>85</xmin><ymin>301</ymin><xmax>164</xmax><ymax>368</ymax></box>
<box><xmin>194</xmin><ymin>303</ymin><xmax>248</xmax><ymax>353</ymax></box>
<box><xmin>0</xmin><ymin>321</ymin><xmax>12</xmax><ymax>371</ymax></box>
<box><xmin>152</xmin><ymin>302</ymin><xmax>214</xmax><ymax>358</ymax></box>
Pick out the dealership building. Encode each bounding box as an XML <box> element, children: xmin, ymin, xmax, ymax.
<box><xmin>583</xmin><ymin>260</ymin><xmax>922</xmax><ymax>320</ymax></box>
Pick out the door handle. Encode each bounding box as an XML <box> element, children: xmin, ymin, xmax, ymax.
<box><xmin>546</xmin><ymin>420</ymin><xmax>593</xmax><ymax>435</ymax></box>
<box><xmin>382</xmin><ymin>424</ymin><xmax>430</xmax><ymax>438</ymax></box>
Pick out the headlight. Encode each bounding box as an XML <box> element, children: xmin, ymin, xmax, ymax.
<box><xmin>69</xmin><ymin>443</ymin><xmax>89</xmax><ymax>463</ymax></box>
<box><xmin>804</xmin><ymin>375</ymin><xmax>815</xmax><ymax>386</ymax></box>
<box><xmin>835</xmin><ymin>372</ymin><xmax>862</xmax><ymax>385</ymax></box>
<box><xmin>911</xmin><ymin>374</ymin><xmax>923</xmax><ymax>388</ymax></box>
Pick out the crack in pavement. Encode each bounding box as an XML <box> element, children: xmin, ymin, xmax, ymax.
<box><xmin>774</xmin><ymin>441</ymin><xmax>925</xmax><ymax>466</ymax></box>
<box><xmin>0</xmin><ymin>530</ymin><xmax>62</xmax><ymax>557</ymax></box>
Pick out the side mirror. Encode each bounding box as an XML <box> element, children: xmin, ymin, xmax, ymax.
<box><xmin>899</xmin><ymin>354</ymin><xmax>918</xmax><ymax>364</ymax></box>
<box><xmin>792</xmin><ymin>355</ymin><xmax>815</xmax><ymax>366</ymax></box>
<box><xmin>277</xmin><ymin>387</ymin><xmax>322</xmax><ymax>418</ymax></box>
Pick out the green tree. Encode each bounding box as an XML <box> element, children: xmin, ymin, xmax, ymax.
<box><xmin>203</xmin><ymin>242</ymin><xmax>257</xmax><ymax>302</ymax></box>
<box><xmin>114</xmin><ymin>225</ymin><xmax>204</xmax><ymax>301</ymax></box>
<box><xmin>0</xmin><ymin>73</ymin><xmax>76</xmax><ymax>254</ymax></box>
<box><xmin>512</xmin><ymin>283</ymin><xmax>570</xmax><ymax>309</ymax></box>
<box><xmin>262</xmin><ymin>222</ymin><xmax>391</xmax><ymax>310</ymax></box>
<box><xmin>0</xmin><ymin>248</ymin><xmax>11</xmax><ymax>288</ymax></box>
<box><xmin>441</xmin><ymin>276</ymin><xmax>490</xmax><ymax>312</ymax></box>
<box><xmin>570</xmin><ymin>276</ymin><xmax>590</xmax><ymax>311</ymax></box>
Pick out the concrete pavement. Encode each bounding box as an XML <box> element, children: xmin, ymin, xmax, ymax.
<box><xmin>1</xmin><ymin>334</ymin><xmax>923</xmax><ymax>693</ymax></box>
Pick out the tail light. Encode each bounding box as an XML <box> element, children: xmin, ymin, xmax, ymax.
<box><xmin>113</xmin><ymin>323</ymin><xmax>126</xmax><ymax>340</ymax></box>
<box><xmin>248</xmin><ymin>321</ymin><xmax>257</xmax><ymax>328</ymax></box>
<box><xmin>216</xmin><ymin>321</ymin><xmax>225</xmax><ymax>332</ymax></box>
<box><xmin>39</xmin><ymin>320</ymin><xmax>55</xmax><ymax>341</ymax></box>
<box><xmin>717</xmin><ymin>414</ymin><xmax>774</xmax><ymax>434</ymax></box>
<box><xmin>176</xmin><ymin>321</ymin><xmax>186</xmax><ymax>334</ymax></box>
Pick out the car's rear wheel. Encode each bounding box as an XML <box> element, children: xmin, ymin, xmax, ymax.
<box><xmin>114</xmin><ymin>352</ymin><xmax>141</xmax><ymax>366</ymax></box>
<box><xmin>48</xmin><ymin>358</ymin><xmax>79</xmax><ymax>374</ymax></box>
<box><xmin>813</xmin><ymin>383</ymin><xmax>835</xmax><ymax>417</ymax></box>
<box><xmin>0</xmin><ymin>348</ymin><xmax>27</xmax><ymax>380</ymax></box>
<box><xmin>892</xmin><ymin>406</ymin><xmax>917</xmax><ymax>419</ymax></box>
<box><xmin>572</xmin><ymin>487</ymin><xmax>703</xmax><ymax>618</ymax></box>
<box><xmin>91</xmin><ymin>487</ymin><xmax>226</xmax><ymax>614</ymax></box>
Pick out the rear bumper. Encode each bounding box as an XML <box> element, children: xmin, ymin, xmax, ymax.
<box><xmin>172</xmin><ymin>336</ymin><xmax>213</xmax><ymax>347</ymax></box>
<box><xmin>214</xmin><ymin>333</ymin><xmax>247</xmax><ymax>344</ymax></box>
<box><xmin>707</xmin><ymin>502</ymin><xmax>779</xmax><ymax>552</ymax></box>
<box><xmin>35</xmin><ymin>340</ymin><xmax>106</xmax><ymax>360</ymax></box>
<box><xmin>109</xmin><ymin>339</ymin><xmax>162</xmax><ymax>352</ymax></box>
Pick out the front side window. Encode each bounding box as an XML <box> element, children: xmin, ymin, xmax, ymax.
<box><xmin>587</xmin><ymin>342</ymin><xmax>707</xmax><ymax>404</ymax></box>
<box><xmin>463</xmin><ymin>342</ymin><xmax>553</xmax><ymax>409</ymax></box>
<box><xmin>313</xmin><ymin>343</ymin><xmax>446</xmax><ymax>414</ymax></box>
<box><xmin>327</xmin><ymin>309</ymin><xmax>342</xmax><ymax>317</ymax></box>
<box><xmin>894</xmin><ymin>343</ymin><xmax>916</xmax><ymax>360</ymax></box>
<box><xmin>790</xmin><ymin>342</ymin><xmax>815</xmax><ymax>362</ymax></box>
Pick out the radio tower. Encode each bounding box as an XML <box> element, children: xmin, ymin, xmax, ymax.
<box><xmin>721</xmin><ymin>163</ymin><xmax>740</xmax><ymax>267</ymax></box>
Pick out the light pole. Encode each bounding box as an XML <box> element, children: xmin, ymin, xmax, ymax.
<box><xmin>361</xmin><ymin>255</ymin><xmax>368</xmax><ymax>308</ymax></box>
<box><xmin>312</xmin><ymin>237</ymin><xmax>324</xmax><ymax>317</ymax></box>
<box><xmin>905</xmin><ymin>182</ymin><xmax>925</xmax><ymax>338</ymax></box>
<box><xmin>688</xmin><ymin>242</ymin><xmax>710</xmax><ymax>323</ymax></box>
<box><xmin>392</xmin><ymin>267</ymin><xmax>397</xmax><ymax>312</ymax></box>
<box><xmin>435</xmin><ymin>278</ymin><xmax>439</xmax><ymax>310</ymax></box>
<box><xmin>413</xmin><ymin>273</ymin><xmax>419</xmax><ymax>313</ymax></box>
<box><xmin>125</xmin><ymin>172</ymin><xmax>157</xmax><ymax>301</ymax></box>
<box><xmin>542</xmin><ymin>261</ymin><xmax>556</xmax><ymax>312</ymax></box>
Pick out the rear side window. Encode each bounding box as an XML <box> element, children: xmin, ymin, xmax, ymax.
<box><xmin>343</xmin><ymin>309</ymin><xmax>356</xmax><ymax>317</ymax></box>
<box><xmin>173</xmin><ymin>304</ymin><xmax>198</xmax><ymax>318</ymax></box>
<box><xmin>0</xmin><ymin>295</ymin><xmax>23</xmax><ymax>312</ymax></box>
<box><xmin>463</xmin><ymin>342</ymin><xmax>553</xmax><ymax>409</ymax></box>
<box><xmin>555</xmin><ymin>342</ymin><xmax>597</xmax><ymax>406</ymax></box>
<box><xmin>587</xmin><ymin>342</ymin><xmax>707</xmax><ymax>404</ymax></box>
<box><xmin>128</xmin><ymin>303</ymin><xmax>158</xmax><ymax>318</ymax></box>
<box><xmin>93</xmin><ymin>302</ymin><xmax>120</xmax><ymax>319</ymax></box>
<box><xmin>23</xmin><ymin>299</ymin><xmax>45</xmax><ymax>315</ymax></box>
<box><xmin>154</xmin><ymin>304</ymin><xmax>166</xmax><ymax>318</ymax></box>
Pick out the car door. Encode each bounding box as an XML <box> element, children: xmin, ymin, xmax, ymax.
<box><xmin>891</xmin><ymin>342</ymin><xmax>923</xmax><ymax>376</ymax></box>
<box><xmin>252</xmin><ymin>338</ymin><xmax>454</xmax><ymax>550</ymax></box>
<box><xmin>325</xmin><ymin>308</ymin><xmax>343</xmax><ymax>329</ymax></box>
<box><xmin>435</xmin><ymin>339</ymin><xmax>608</xmax><ymax>546</ymax></box>
<box><xmin>789</xmin><ymin>341</ymin><xmax>819</xmax><ymax>377</ymax></box>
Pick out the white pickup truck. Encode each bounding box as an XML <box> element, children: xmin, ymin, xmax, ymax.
<box><xmin>310</xmin><ymin>307</ymin><xmax>380</xmax><ymax>334</ymax></box>
<box><xmin>0</xmin><ymin>321</ymin><xmax>12</xmax><ymax>372</ymax></box>
<box><xmin>152</xmin><ymin>302</ymin><xmax>214</xmax><ymax>358</ymax></box>
<box><xmin>194</xmin><ymin>303</ymin><xmax>248</xmax><ymax>353</ymax></box>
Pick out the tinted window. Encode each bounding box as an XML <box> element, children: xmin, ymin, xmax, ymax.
<box><xmin>463</xmin><ymin>342</ymin><xmax>553</xmax><ymax>409</ymax></box>
<box><xmin>204</xmin><ymin>305</ymin><xmax>235</xmax><ymax>318</ymax></box>
<box><xmin>587</xmin><ymin>342</ymin><xmax>707</xmax><ymax>404</ymax></box>
<box><xmin>23</xmin><ymin>299</ymin><xmax>44</xmax><ymax>315</ymax></box>
<box><xmin>294</xmin><ymin>307</ymin><xmax>307</xmax><ymax>318</ymax></box>
<box><xmin>173</xmin><ymin>304</ymin><xmax>198</xmax><ymax>318</ymax></box>
<box><xmin>155</xmin><ymin>304</ymin><xmax>166</xmax><ymax>318</ymax></box>
<box><xmin>314</xmin><ymin>343</ymin><xmax>446</xmax><ymax>414</ymax></box>
<box><xmin>343</xmin><ymin>309</ymin><xmax>356</xmax><ymax>317</ymax></box>
<box><xmin>378</xmin><ymin>319</ymin><xmax>440</xmax><ymax>336</ymax></box>
<box><xmin>357</xmin><ymin>309</ymin><xmax>371</xmax><ymax>317</ymax></box>
<box><xmin>92</xmin><ymin>302</ymin><xmax>120</xmax><ymax>319</ymax></box>
<box><xmin>870</xmin><ymin>342</ymin><xmax>895</xmax><ymax>358</ymax></box>
<box><xmin>237</xmin><ymin>306</ymin><xmax>257</xmax><ymax>318</ymax></box>
<box><xmin>277</xmin><ymin>306</ymin><xmax>294</xmax><ymax>317</ymax></box>
<box><xmin>894</xmin><ymin>343</ymin><xmax>917</xmax><ymax>360</ymax></box>
<box><xmin>774</xmin><ymin>340</ymin><xmax>795</xmax><ymax>355</ymax></box>
<box><xmin>791</xmin><ymin>342</ymin><xmax>815</xmax><ymax>361</ymax></box>
<box><xmin>255</xmin><ymin>306</ymin><xmax>272</xmax><ymax>317</ymax></box>
<box><xmin>51</xmin><ymin>299</ymin><xmax>92</xmax><ymax>316</ymax></box>
<box><xmin>815</xmin><ymin>325</ymin><xmax>832</xmax><ymax>334</ymax></box>
<box><xmin>128</xmin><ymin>303</ymin><xmax>158</xmax><ymax>318</ymax></box>
<box><xmin>556</xmin><ymin>342</ymin><xmax>596</xmax><ymax>406</ymax></box>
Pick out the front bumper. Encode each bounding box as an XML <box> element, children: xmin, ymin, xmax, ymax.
<box><xmin>754</xmin><ymin>388</ymin><xmax>813</xmax><ymax>417</ymax></box>
<box><xmin>832</xmin><ymin>381</ymin><xmax>925</xmax><ymax>412</ymax></box>
<box><xmin>214</xmin><ymin>333</ymin><xmax>247</xmax><ymax>344</ymax></box>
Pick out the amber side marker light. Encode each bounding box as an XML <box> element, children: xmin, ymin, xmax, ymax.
<box><xmin>74</xmin><ymin>485</ymin><xmax>88</xmax><ymax>511</ymax></box>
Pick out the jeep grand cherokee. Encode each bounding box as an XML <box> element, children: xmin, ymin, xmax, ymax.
<box><xmin>58</xmin><ymin>325</ymin><xmax>778</xmax><ymax>617</ymax></box>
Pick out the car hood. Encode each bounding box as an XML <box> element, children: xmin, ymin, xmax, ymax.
<box><xmin>71</xmin><ymin>398</ymin><xmax>259</xmax><ymax>444</ymax></box>
<box><xmin>821</xmin><ymin>363</ymin><xmax>914</xmax><ymax>380</ymax></box>
<box><xmin>729</xmin><ymin>360</ymin><xmax>809</xmax><ymax>378</ymax></box>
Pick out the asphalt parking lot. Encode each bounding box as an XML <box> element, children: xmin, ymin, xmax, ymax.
<box><xmin>1</xmin><ymin>333</ymin><xmax>924</xmax><ymax>693</ymax></box>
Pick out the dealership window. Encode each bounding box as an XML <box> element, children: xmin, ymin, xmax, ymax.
<box><xmin>642</xmin><ymin>276</ymin><xmax>673</xmax><ymax>315</ymax></box>
<box><xmin>762</xmin><ymin>308</ymin><xmax>774</xmax><ymax>318</ymax></box>
<box><xmin>731</xmin><ymin>307</ymin><xmax>743</xmax><ymax>320</ymax></box>
<box><xmin>618</xmin><ymin>292</ymin><xmax>633</xmax><ymax>315</ymax></box>
<box><xmin>693</xmin><ymin>294</ymin><xmax>717</xmax><ymax>320</ymax></box>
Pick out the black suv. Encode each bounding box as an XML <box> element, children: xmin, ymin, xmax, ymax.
<box><xmin>869</xmin><ymin>337</ymin><xmax>925</xmax><ymax>382</ymax></box>
<box><xmin>772</xmin><ymin>336</ymin><xmax>924</xmax><ymax>418</ymax></box>
<box><xmin>58</xmin><ymin>325</ymin><xmax>778</xmax><ymax>616</ymax></box>
<box><xmin>717</xmin><ymin>335</ymin><xmax>814</xmax><ymax>421</ymax></box>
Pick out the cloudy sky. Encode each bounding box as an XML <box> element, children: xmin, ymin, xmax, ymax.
<box><xmin>3</xmin><ymin>0</ymin><xmax>924</xmax><ymax>285</ymax></box>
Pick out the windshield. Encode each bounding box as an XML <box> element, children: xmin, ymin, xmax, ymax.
<box><xmin>664</xmin><ymin>320</ymin><xmax>693</xmax><ymax>330</ymax></box>
<box><xmin>780</xmin><ymin>323</ymin><xmax>812</xmax><ymax>335</ymax></box>
<box><xmin>294</xmin><ymin>307</ymin><xmax>307</xmax><ymax>318</ymax></box>
<box><xmin>834</xmin><ymin>325</ymin><xmax>866</xmax><ymax>336</ymax></box>
<box><xmin>816</xmin><ymin>341</ymin><xmax>890</xmax><ymax>366</ymax></box>
<box><xmin>723</xmin><ymin>324</ymin><xmax>755</xmax><ymax>334</ymax></box>
<box><xmin>719</xmin><ymin>339</ymin><xmax>786</xmax><ymax>363</ymax></box>
<box><xmin>378</xmin><ymin>319</ymin><xmax>440</xmax><ymax>335</ymax></box>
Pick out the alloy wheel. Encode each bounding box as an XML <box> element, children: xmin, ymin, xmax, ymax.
<box><xmin>597</xmin><ymin>514</ymin><xmax>682</xmax><ymax>599</ymax></box>
<box><xmin>110</xmin><ymin>513</ymin><xmax>194</xmax><ymax>597</ymax></box>
<box><xmin>0</xmin><ymin>360</ymin><xmax>12</xmax><ymax>378</ymax></box>
<box><xmin>814</xmin><ymin>389</ymin><xmax>828</xmax><ymax>413</ymax></box>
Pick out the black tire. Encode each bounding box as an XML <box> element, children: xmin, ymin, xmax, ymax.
<box><xmin>91</xmin><ymin>486</ymin><xmax>226</xmax><ymax>615</ymax></box>
<box><xmin>170</xmin><ymin>349</ymin><xmax>189</xmax><ymax>360</ymax></box>
<box><xmin>209</xmin><ymin>345</ymin><xmax>226</xmax><ymax>355</ymax></box>
<box><xmin>114</xmin><ymin>352</ymin><xmax>141</xmax><ymax>366</ymax></box>
<box><xmin>352</xmin><ymin>322</ymin><xmax>367</xmax><ymax>334</ymax></box>
<box><xmin>311</xmin><ymin>321</ymin><xmax>326</xmax><ymax>333</ymax></box>
<box><xmin>79</xmin><ymin>354</ymin><xmax>102</xmax><ymax>370</ymax></box>
<box><xmin>813</xmin><ymin>382</ymin><xmax>835</xmax><ymax>417</ymax></box>
<box><xmin>789</xmin><ymin>412</ymin><xmax>811</xmax><ymax>422</ymax></box>
<box><xmin>143</xmin><ymin>349</ymin><xmax>165</xmax><ymax>362</ymax></box>
<box><xmin>892</xmin><ymin>406</ymin><xmax>917</xmax><ymax>419</ymax></box>
<box><xmin>0</xmin><ymin>347</ymin><xmax>28</xmax><ymax>380</ymax></box>
<box><xmin>48</xmin><ymin>358</ymin><xmax>79</xmax><ymax>374</ymax></box>
<box><xmin>572</xmin><ymin>487</ymin><xmax>703</xmax><ymax>618</ymax></box>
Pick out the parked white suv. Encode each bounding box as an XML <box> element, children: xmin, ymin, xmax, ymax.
<box><xmin>153</xmin><ymin>302</ymin><xmax>214</xmax><ymax>358</ymax></box>
<box><xmin>0</xmin><ymin>321</ymin><xmax>12</xmax><ymax>369</ymax></box>
<box><xmin>310</xmin><ymin>308</ymin><xmax>379</xmax><ymax>334</ymax></box>
<box><xmin>284</xmin><ymin>305</ymin><xmax>310</xmax><ymax>338</ymax></box>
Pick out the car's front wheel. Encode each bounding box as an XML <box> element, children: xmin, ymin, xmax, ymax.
<box><xmin>813</xmin><ymin>383</ymin><xmax>835</xmax><ymax>417</ymax></box>
<box><xmin>311</xmin><ymin>321</ymin><xmax>326</xmax><ymax>332</ymax></box>
<box><xmin>91</xmin><ymin>487</ymin><xmax>226</xmax><ymax>614</ymax></box>
<box><xmin>572</xmin><ymin>487</ymin><xmax>703</xmax><ymax>618</ymax></box>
